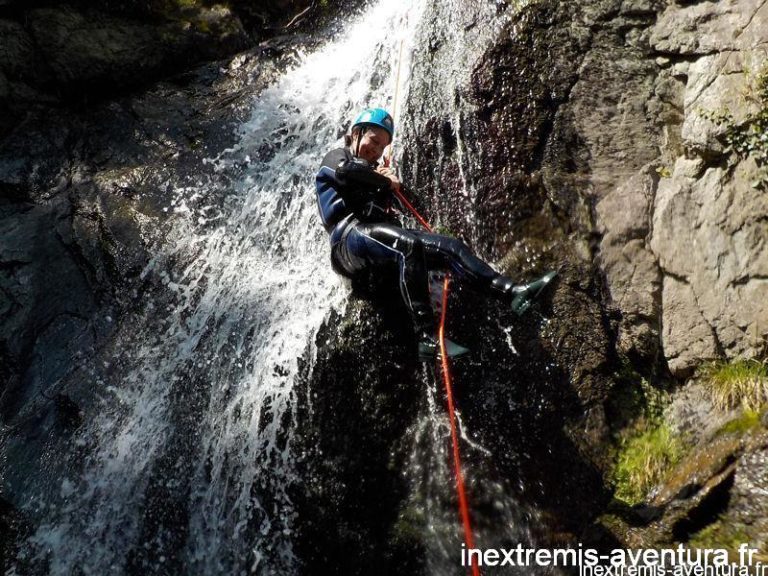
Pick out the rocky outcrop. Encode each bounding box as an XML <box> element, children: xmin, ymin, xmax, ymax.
<box><xmin>0</xmin><ymin>497</ymin><xmax>24</xmax><ymax>571</ymax></box>
<box><xmin>648</xmin><ymin>0</ymin><xmax>768</xmax><ymax>376</ymax></box>
<box><xmin>582</xmin><ymin>0</ymin><xmax>768</xmax><ymax>377</ymax></box>
<box><xmin>592</xmin><ymin>406</ymin><xmax>768</xmax><ymax>551</ymax></box>
<box><xmin>481</xmin><ymin>0</ymin><xmax>768</xmax><ymax>379</ymax></box>
<box><xmin>0</xmin><ymin>0</ymin><xmax>365</xmax><ymax>137</ymax></box>
<box><xmin>0</xmin><ymin>3</ymin><xmax>247</xmax><ymax>136</ymax></box>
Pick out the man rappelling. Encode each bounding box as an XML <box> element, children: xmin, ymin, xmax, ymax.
<box><xmin>315</xmin><ymin>107</ymin><xmax>556</xmax><ymax>360</ymax></box>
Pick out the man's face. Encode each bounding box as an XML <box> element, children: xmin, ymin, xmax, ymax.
<box><xmin>352</xmin><ymin>126</ymin><xmax>391</xmax><ymax>164</ymax></box>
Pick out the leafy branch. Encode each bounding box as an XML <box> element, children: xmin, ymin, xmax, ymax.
<box><xmin>699</xmin><ymin>64</ymin><xmax>768</xmax><ymax>190</ymax></box>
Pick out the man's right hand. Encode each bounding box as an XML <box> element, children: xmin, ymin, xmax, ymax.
<box><xmin>375</xmin><ymin>165</ymin><xmax>401</xmax><ymax>193</ymax></box>
<box><xmin>337</xmin><ymin>159</ymin><xmax>393</xmax><ymax>198</ymax></box>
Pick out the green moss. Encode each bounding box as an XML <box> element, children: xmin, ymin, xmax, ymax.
<box><xmin>655</xmin><ymin>165</ymin><xmax>672</xmax><ymax>178</ymax></box>
<box><xmin>607</xmin><ymin>358</ymin><xmax>683</xmax><ymax>505</ymax></box>
<box><xmin>608</xmin><ymin>359</ymin><xmax>669</xmax><ymax>435</ymax></box>
<box><xmin>699</xmin><ymin>63</ymin><xmax>768</xmax><ymax>190</ymax></box>
<box><xmin>700</xmin><ymin>359</ymin><xmax>768</xmax><ymax>412</ymax></box>
<box><xmin>152</xmin><ymin>0</ymin><xmax>201</xmax><ymax>19</ymax></box>
<box><xmin>612</xmin><ymin>423</ymin><xmax>682</xmax><ymax>505</ymax></box>
<box><xmin>689</xmin><ymin>520</ymin><xmax>753</xmax><ymax>561</ymax></box>
<box><xmin>715</xmin><ymin>409</ymin><xmax>762</xmax><ymax>437</ymax></box>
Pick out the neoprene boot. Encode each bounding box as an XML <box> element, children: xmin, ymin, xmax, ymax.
<box><xmin>418</xmin><ymin>333</ymin><xmax>470</xmax><ymax>361</ymax></box>
<box><xmin>491</xmin><ymin>270</ymin><xmax>558</xmax><ymax>316</ymax></box>
<box><xmin>413</xmin><ymin>304</ymin><xmax>470</xmax><ymax>361</ymax></box>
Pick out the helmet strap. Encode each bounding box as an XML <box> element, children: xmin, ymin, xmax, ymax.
<box><xmin>355</xmin><ymin>125</ymin><xmax>368</xmax><ymax>159</ymax></box>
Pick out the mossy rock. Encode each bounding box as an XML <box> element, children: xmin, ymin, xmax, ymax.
<box><xmin>612</xmin><ymin>423</ymin><xmax>682</xmax><ymax>506</ymax></box>
<box><xmin>651</xmin><ymin>435</ymin><xmax>742</xmax><ymax>508</ymax></box>
<box><xmin>715</xmin><ymin>410</ymin><xmax>763</xmax><ymax>438</ymax></box>
<box><xmin>688</xmin><ymin>521</ymin><xmax>755</xmax><ymax>562</ymax></box>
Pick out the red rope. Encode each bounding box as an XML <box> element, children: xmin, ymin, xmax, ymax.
<box><xmin>393</xmin><ymin>187</ymin><xmax>433</xmax><ymax>232</ymax></box>
<box><xmin>438</xmin><ymin>277</ymin><xmax>480</xmax><ymax>576</ymax></box>
<box><xmin>392</xmin><ymin>186</ymin><xmax>480</xmax><ymax>575</ymax></box>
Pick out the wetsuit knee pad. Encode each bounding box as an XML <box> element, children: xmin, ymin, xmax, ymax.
<box><xmin>401</xmin><ymin>235</ymin><xmax>424</xmax><ymax>259</ymax></box>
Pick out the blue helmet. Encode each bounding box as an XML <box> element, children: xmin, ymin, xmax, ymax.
<box><xmin>351</xmin><ymin>108</ymin><xmax>394</xmax><ymax>142</ymax></box>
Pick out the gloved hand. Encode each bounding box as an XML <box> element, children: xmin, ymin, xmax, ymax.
<box><xmin>375</xmin><ymin>165</ymin><xmax>402</xmax><ymax>193</ymax></box>
<box><xmin>336</xmin><ymin>158</ymin><xmax>393</xmax><ymax>207</ymax></box>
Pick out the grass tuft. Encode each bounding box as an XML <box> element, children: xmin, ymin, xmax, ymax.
<box><xmin>700</xmin><ymin>359</ymin><xmax>768</xmax><ymax>412</ymax></box>
<box><xmin>612</xmin><ymin>423</ymin><xmax>682</xmax><ymax>505</ymax></box>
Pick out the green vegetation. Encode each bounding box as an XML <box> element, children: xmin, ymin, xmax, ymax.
<box><xmin>715</xmin><ymin>409</ymin><xmax>762</xmax><ymax>437</ymax></box>
<box><xmin>195</xmin><ymin>18</ymin><xmax>211</xmax><ymax>33</ymax></box>
<box><xmin>655</xmin><ymin>165</ymin><xmax>672</xmax><ymax>179</ymax></box>
<box><xmin>173</xmin><ymin>0</ymin><xmax>201</xmax><ymax>8</ymax></box>
<box><xmin>391</xmin><ymin>504</ymin><xmax>425</xmax><ymax>548</ymax></box>
<box><xmin>700</xmin><ymin>63</ymin><xmax>768</xmax><ymax>190</ymax></box>
<box><xmin>700</xmin><ymin>358</ymin><xmax>768</xmax><ymax>412</ymax></box>
<box><xmin>612</xmin><ymin>422</ymin><xmax>682</xmax><ymax>505</ymax></box>
<box><xmin>689</xmin><ymin>520</ymin><xmax>754</xmax><ymax>561</ymax></box>
<box><xmin>608</xmin><ymin>360</ymin><xmax>684</xmax><ymax>505</ymax></box>
<box><xmin>608</xmin><ymin>361</ymin><xmax>669</xmax><ymax>434</ymax></box>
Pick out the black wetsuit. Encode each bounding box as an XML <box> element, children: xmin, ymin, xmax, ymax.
<box><xmin>315</xmin><ymin>147</ymin><xmax>507</xmax><ymax>334</ymax></box>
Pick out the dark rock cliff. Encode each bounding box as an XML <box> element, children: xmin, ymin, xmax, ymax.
<box><xmin>0</xmin><ymin>0</ymin><xmax>363</xmax><ymax>137</ymax></box>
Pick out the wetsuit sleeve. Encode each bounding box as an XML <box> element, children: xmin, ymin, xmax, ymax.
<box><xmin>315</xmin><ymin>147</ymin><xmax>398</xmax><ymax>231</ymax></box>
<box><xmin>319</xmin><ymin>150</ymin><xmax>390</xmax><ymax>208</ymax></box>
<box><xmin>336</xmin><ymin>158</ymin><xmax>393</xmax><ymax>197</ymax></box>
<box><xmin>315</xmin><ymin>148</ymin><xmax>351</xmax><ymax>231</ymax></box>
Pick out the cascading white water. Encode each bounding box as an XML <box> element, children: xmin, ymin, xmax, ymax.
<box><xmin>14</xmin><ymin>2</ymin><xmax>425</xmax><ymax>574</ymax></box>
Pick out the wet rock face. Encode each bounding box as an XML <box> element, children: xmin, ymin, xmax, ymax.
<box><xmin>291</xmin><ymin>296</ymin><xmax>426</xmax><ymax>574</ymax></box>
<box><xmin>725</xmin><ymin>438</ymin><xmax>768</xmax><ymax>547</ymax></box>
<box><xmin>0</xmin><ymin>197</ymin><xmax>105</xmax><ymax>420</ymax></box>
<box><xmin>397</xmin><ymin>0</ymin><xmax>617</xmax><ymax>536</ymax></box>
<box><xmin>0</xmin><ymin>42</ymin><xmax>291</xmax><ymax>432</ymax></box>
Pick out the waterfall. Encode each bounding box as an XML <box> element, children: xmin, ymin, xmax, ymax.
<box><xmin>4</xmin><ymin>1</ymin><xmax>557</xmax><ymax>574</ymax></box>
<box><xmin>12</xmin><ymin>1</ymin><xmax>425</xmax><ymax>574</ymax></box>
